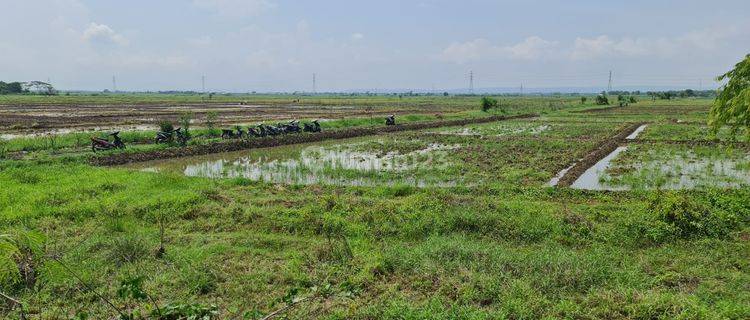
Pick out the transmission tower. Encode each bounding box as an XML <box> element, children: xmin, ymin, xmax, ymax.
<box><xmin>201</xmin><ymin>75</ymin><xmax>206</xmax><ymax>93</ymax></box>
<box><xmin>607</xmin><ymin>70</ymin><xmax>612</xmax><ymax>93</ymax></box>
<box><xmin>312</xmin><ymin>73</ymin><xmax>317</xmax><ymax>94</ymax></box>
<box><xmin>112</xmin><ymin>75</ymin><xmax>117</xmax><ymax>92</ymax></box>
<box><xmin>469</xmin><ymin>71</ymin><xmax>474</xmax><ymax>94</ymax></box>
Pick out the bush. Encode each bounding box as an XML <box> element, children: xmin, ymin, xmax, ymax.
<box><xmin>580</xmin><ymin>97</ymin><xmax>587</xmax><ymax>104</ymax></box>
<box><xmin>481</xmin><ymin>97</ymin><xmax>498</xmax><ymax>112</ymax></box>
<box><xmin>595</xmin><ymin>93</ymin><xmax>609</xmax><ymax>105</ymax></box>
<box><xmin>179</xmin><ymin>112</ymin><xmax>193</xmax><ymax>138</ymax></box>
<box><xmin>159</xmin><ymin>121</ymin><xmax>174</xmax><ymax>133</ymax></box>
<box><xmin>649</xmin><ymin>192</ymin><xmax>739</xmax><ymax>239</ymax></box>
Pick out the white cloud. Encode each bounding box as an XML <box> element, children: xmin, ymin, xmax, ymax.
<box><xmin>438</xmin><ymin>36</ymin><xmax>558</xmax><ymax>64</ymax></box>
<box><xmin>82</xmin><ymin>22</ymin><xmax>128</xmax><ymax>46</ymax></box>
<box><xmin>192</xmin><ymin>0</ymin><xmax>274</xmax><ymax>17</ymax></box>
<box><xmin>351</xmin><ymin>33</ymin><xmax>364</xmax><ymax>41</ymax></box>
<box><xmin>570</xmin><ymin>27</ymin><xmax>742</xmax><ymax>60</ymax></box>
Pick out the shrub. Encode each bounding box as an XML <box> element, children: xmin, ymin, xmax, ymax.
<box><xmin>580</xmin><ymin>97</ymin><xmax>587</xmax><ymax>104</ymax></box>
<box><xmin>595</xmin><ymin>93</ymin><xmax>609</xmax><ymax>105</ymax></box>
<box><xmin>159</xmin><ymin>121</ymin><xmax>174</xmax><ymax>133</ymax></box>
<box><xmin>205</xmin><ymin>111</ymin><xmax>219</xmax><ymax>137</ymax></box>
<box><xmin>481</xmin><ymin>97</ymin><xmax>498</xmax><ymax>112</ymax></box>
<box><xmin>179</xmin><ymin>112</ymin><xmax>193</xmax><ymax>138</ymax></box>
<box><xmin>649</xmin><ymin>192</ymin><xmax>739</xmax><ymax>239</ymax></box>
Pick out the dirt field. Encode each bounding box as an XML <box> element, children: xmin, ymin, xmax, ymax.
<box><xmin>0</xmin><ymin>103</ymin><xmax>438</xmax><ymax>133</ymax></box>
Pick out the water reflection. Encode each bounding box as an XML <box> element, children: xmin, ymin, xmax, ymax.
<box><xmin>127</xmin><ymin>138</ymin><xmax>460</xmax><ymax>187</ymax></box>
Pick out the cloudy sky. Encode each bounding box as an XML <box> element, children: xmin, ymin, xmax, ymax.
<box><xmin>2</xmin><ymin>0</ymin><xmax>749</xmax><ymax>92</ymax></box>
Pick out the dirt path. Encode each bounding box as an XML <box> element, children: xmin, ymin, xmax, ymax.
<box><xmin>91</xmin><ymin>114</ymin><xmax>538</xmax><ymax>166</ymax></box>
<box><xmin>554</xmin><ymin>122</ymin><xmax>646</xmax><ymax>187</ymax></box>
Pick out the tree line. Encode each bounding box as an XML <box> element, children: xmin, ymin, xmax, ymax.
<box><xmin>0</xmin><ymin>81</ymin><xmax>57</xmax><ymax>95</ymax></box>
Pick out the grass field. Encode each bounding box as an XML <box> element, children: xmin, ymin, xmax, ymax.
<box><xmin>0</xmin><ymin>95</ymin><xmax>748</xmax><ymax>319</ymax></box>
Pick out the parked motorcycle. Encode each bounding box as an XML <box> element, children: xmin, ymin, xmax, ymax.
<box><xmin>303</xmin><ymin>120</ymin><xmax>322</xmax><ymax>133</ymax></box>
<box><xmin>385</xmin><ymin>115</ymin><xmax>396</xmax><ymax>126</ymax></box>
<box><xmin>91</xmin><ymin>132</ymin><xmax>126</xmax><ymax>152</ymax></box>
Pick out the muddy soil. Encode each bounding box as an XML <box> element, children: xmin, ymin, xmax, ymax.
<box><xmin>0</xmin><ymin>103</ymin><xmax>436</xmax><ymax>132</ymax></box>
<box><xmin>91</xmin><ymin>114</ymin><xmax>537</xmax><ymax>166</ymax></box>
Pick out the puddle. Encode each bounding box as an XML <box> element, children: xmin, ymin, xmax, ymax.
<box><xmin>606</xmin><ymin>152</ymin><xmax>750</xmax><ymax>190</ymax></box>
<box><xmin>571</xmin><ymin>146</ymin><xmax>750</xmax><ymax>190</ymax></box>
<box><xmin>571</xmin><ymin>147</ymin><xmax>629</xmax><ymax>191</ymax></box>
<box><xmin>626</xmin><ymin>124</ymin><xmax>648</xmax><ymax>140</ymax></box>
<box><xmin>125</xmin><ymin>138</ymin><xmax>460</xmax><ymax>187</ymax></box>
<box><xmin>434</xmin><ymin>124</ymin><xmax>550</xmax><ymax>137</ymax></box>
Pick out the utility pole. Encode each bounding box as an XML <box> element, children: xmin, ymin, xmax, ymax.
<box><xmin>607</xmin><ymin>70</ymin><xmax>613</xmax><ymax>93</ymax></box>
<box><xmin>469</xmin><ymin>71</ymin><xmax>474</xmax><ymax>94</ymax></box>
<box><xmin>699</xmin><ymin>79</ymin><xmax>702</xmax><ymax>91</ymax></box>
<box><xmin>520</xmin><ymin>83</ymin><xmax>524</xmax><ymax>96</ymax></box>
<box><xmin>312</xmin><ymin>73</ymin><xmax>317</xmax><ymax>94</ymax></box>
<box><xmin>112</xmin><ymin>75</ymin><xmax>117</xmax><ymax>92</ymax></box>
<box><xmin>201</xmin><ymin>75</ymin><xmax>206</xmax><ymax>93</ymax></box>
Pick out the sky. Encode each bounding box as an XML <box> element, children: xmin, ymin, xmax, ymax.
<box><xmin>1</xmin><ymin>0</ymin><xmax>749</xmax><ymax>92</ymax></box>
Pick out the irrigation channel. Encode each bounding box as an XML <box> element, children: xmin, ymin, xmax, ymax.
<box><xmin>552</xmin><ymin>123</ymin><xmax>647</xmax><ymax>189</ymax></box>
<box><xmin>92</xmin><ymin>114</ymin><xmax>537</xmax><ymax>166</ymax></box>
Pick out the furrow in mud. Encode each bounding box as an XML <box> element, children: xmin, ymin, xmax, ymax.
<box><xmin>555</xmin><ymin>122</ymin><xmax>646</xmax><ymax>187</ymax></box>
<box><xmin>91</xmin><ymin>114</ymin><xmax>537</xmax><ymax>166</ymax></box>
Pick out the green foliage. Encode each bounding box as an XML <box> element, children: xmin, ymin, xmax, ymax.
<box><xmin>204</xmin><ymin>111</ymin><xmax>219</xmax><ymax>137</ymax></box>
<box><xmin>480</xmin><ymin>97</ymin><xmax>498</xmax><ymax>112</ymax></box>
<box><xmin>0</xmin><ymin>229</ymin><xmax>45</xmax><ymax>288</ymax></box>
<box><xmin>0</xmin><ymin>82</ymin><xmax>24</xmax><ymax>95</ymax></box>
<box><xmin>179</xmin><ymin>112</ymin><xmax>193</xmax><ymax>138</ymax></box>
<box><xmin>158</xmin><ymin>121</ymin><xmax>174</xmax><ymax>133</ymax></box>
<box><xmin>710</xmin><ymin>54</ymin><xmax>750</xmax><ymax>138</ymax></box>
<box><xmin>580</xmin><ymin>96</ymin><xmax>587</xmax><ymax>104</ymax></box>
<box><xmin>595</xmin><ymin>92</ymin><xmax>609</xmax><ymax>105</ymax></box>
<box><xmin>649</xmin><ymin>192</ymin><xmax>740</xmax><ymax>240</ymax></box>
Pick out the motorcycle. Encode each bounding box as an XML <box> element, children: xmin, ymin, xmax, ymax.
<box><xmin>91</xmin><ymin>131</ymin><xmax>126</xmax><ymax>152</ymax></box>
<box><xmin>385</xmin><ymin>115</ymin><xmax>396</xmax><ymax>126</ymax></box>
<box><xmin>281</xmin><ymin>120</ymin><xmax>302</xmax><ymax>134</ymax></box>
<box><xmin>303</xmin><ymin>120</ymin><xmax>322</xmax><ymax>133</ymax></box>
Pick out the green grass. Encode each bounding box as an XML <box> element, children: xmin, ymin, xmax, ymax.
<box><xmin>0</xmin><ymin>96</ymin><xmax>748</xmax><ymax>319</ymax></box>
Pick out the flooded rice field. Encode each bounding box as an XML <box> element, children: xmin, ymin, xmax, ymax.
<box><xmin>572</xmin><ymin>144</ymin><xmax>750</xmax><ymax>190</ymax></box>
<box><xmin>125</xmin><ymin>136</ymin><xmax>461</xmax><ymax>187</ymax></box>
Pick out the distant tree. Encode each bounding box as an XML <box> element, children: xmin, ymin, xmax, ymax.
<box><xmin>580</xmin><ymin>96</ymin><xmax>587</xmax><ymax>104</ymax></box>
<box><xmin>0</xmin><ymin>81</ymin><xmax>25</xmax><ymax>94</ymax></box>
<box><xmin>23</xmin><ymin>81</ymin><xmax>57</xmax><ymax>95</ymax></box>
<box><xmin>595</xmin><ymin>92</ymin><xmax>609</xmax><ymax>105</ymax></box>
<box><xmin>481</xmin><ymin>96</ymin><xmax>498</xmax><ymax>112</ymax></box>
<box><xmin>628</xmin><ymin>96</ymin><xmax>637</xmax><ymax>103</ymax></box>
<box><xmin>710</xmin><ymin>54</ymin><xmax>750</xmax><ymax>138</ymax></box>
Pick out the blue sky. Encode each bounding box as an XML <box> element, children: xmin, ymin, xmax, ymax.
<box><xmin>2</xmin><ymin>0</ymin><xmax>749</xmax><ymax>92</ymax></box>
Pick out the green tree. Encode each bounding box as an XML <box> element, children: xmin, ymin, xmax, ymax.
<box><xmin>710</xmin><ymin>54</ymin><xmax>750</xmax><ymax>138</ymax></box>
<box><xmin>595</xmin><ymin>92</ymin><xmax>609</xmax><ymax>105</ymax></box>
